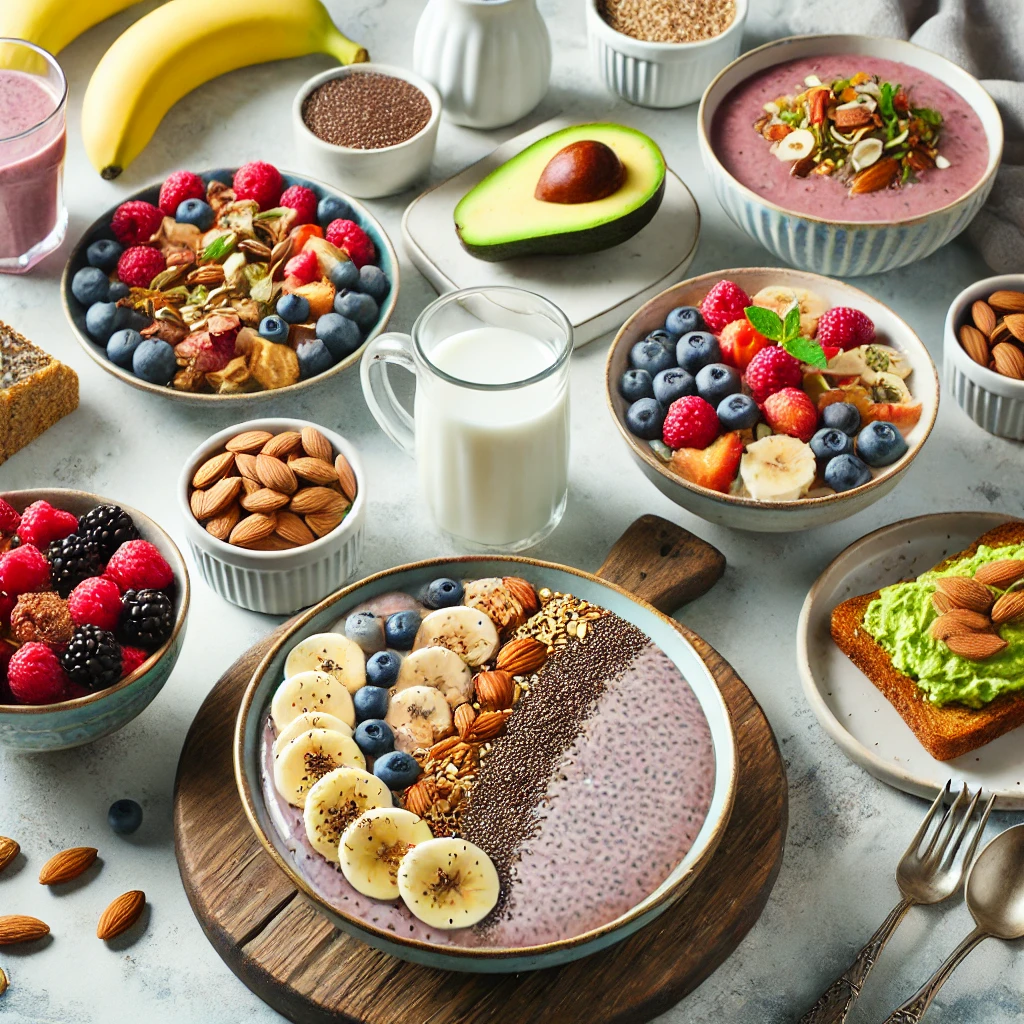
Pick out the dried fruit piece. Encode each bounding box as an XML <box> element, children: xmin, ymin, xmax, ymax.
<box><xmin>192</xmin><ymin>451</ymin><xmax>235</xmax><ymax>489</ymax></box>
<box><xmin>973</xmin><ymin>559</ymin><xmax>1024</xmax><ymax>589</ymax></box>
<box><xmin>255</xmin><ymin>454</ymin><xmax>298</xmax><ymax>495</ymax></box>
<box><xmin>260</xmin><ymin>431</ymin><xmax>303</xmax><ymax>458</ymax></box>
<box><xmin>495</xmin><ymin>637</ymin><xmax>548</xmax><ymax>675</ymax></box>
<box><xmin>301</xmin><ymin>426</ymin><xmax>333</xmax><ymax>463</ymax></box>
<box><xmin>934</xmin><ymin>576</ymin><xmax>994</xmax><ymax>614</ymax></box>
<box><xmin>97</xmin><ymin>890</ymin><xmax>146</xmax><ymax>940</ymax></box>
<box><xmin>0</xmin><ymin>837</ymin><xmax>19</xmax><ymax>874</ymax></box>
<box><xmin>39</xmin><ymin>847</ymin><xmax>98</xmax><ymax>886</ymax></box>
<box><xmin>0</xmin><ymin>915</ymin><xmax>49</xmax><ymax>945</ymax></box>
<box><xmin>944</xmin><ymin>633</ymin><xmax>1008</xmax><ymax>660</ymax></box>
<box><xmin>971</xmin><ymin>300</ymin><xmax>997</xmax><ymax>337</ymax></box>
<box><xmin>959</xmin><ymin>324</ymin><xmax>989</xmax><ymax>366</ymax></box>
<box><xmin>225</xmin><ymin>430</ymin><xmax>273</xmax><ymax>454</ymax></box>
<box><xmin>992</xmin><ymin>591</ymin><xmax>1024</xmax><ymax>626</ymax></box>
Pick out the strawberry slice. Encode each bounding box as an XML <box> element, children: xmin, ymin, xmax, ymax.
<box><xmin>669</xmin><ymin>431</ymin><xmax>744</xmax><ymax>493</ymax></box>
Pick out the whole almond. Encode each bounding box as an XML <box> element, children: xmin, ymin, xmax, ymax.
<box><xmin>495</xmin><ymin>636</ymin><xmax>548</xmax><ymax>675</ymax></box>
<box><xmin>290</xmin><ymin>487</ymin><xmax>346</xmax><ymax>516</ymax></box>
<box><xmin>454</xmin><ymin>702</ymin><xmax>476</xmax><ymax>740</ymax></box>
<box><xmin>0</xmin><ymin>966</ymin><xmax>7</xmax><ymax>996</ymax></box>
<box><xmin>192</xmin><ymin>451</ymin><xmax>235</xmax><ymax>490</ymax></box>
<box><xmin>403</xmin><ymin>777</ymin><xmax>438</xmax><ymax>817</ymax></box>
<box><xmin>235</xmin><ymin>452</ymin><xmax>259</xmax><ymax>480</ymax></box>
<box><xmin>275</xmin><ymin>511</ymin><xmax>315</xmax><ymax>546</ymax></box>
<box><xmin>474</xmin><ymin>670</ymin><xmax>514</xmax><ymax>710</ymax></box>
<box><xmin>240</xmin><ymin>487</ymin><xmax>290</xmax><ymax>514</ymax></box>
<box><xmin>226</xmin><ymin>430</ymin><xmax>273</xmax><ymax>454</ymax></box>
<box><xmin>189</xmin><ymin>488</ymin><xmax>209</xmax><ymax>521</ymax></box>
<box><xmin>932</xmin><ymin>591</ymin><xmax>956</xmax><ymax>615</ymax></box>
<box><xmin>39</xmin><ymin>847</ymin><xmax>98</xmax><ymax>886</ymax></box>
<box><xmin>992</xmin><ymin>591</ymin><xmax>1024</xmax><ymax>627</ymax></box>
<box><xmin>301</xmin><ymin>426</ymin><xmax>333</xmax><ymax>463</ymax></box>
<box><xmin>990</xmin><ymin>320</ymin><xmax>1013</xmax><ymax>347</ymax></box>
<box><xmin>850</xmin><ymin>156</ymin><xmax>900</xmax><ymax>194</ymax></box>
<box><xmin>959</xmin><ymin>324</ymin><xmax>989</xmax><ymax>366</ymax></box>
<box><xmin>205</xmin><ymin>503</ymin><xmax>241</xmax><ymax>542</ymax></box>
<box><xmin>973</xmin><ymin>559</ymin><xmax>1024</xmax><ymax>589</ymax></box>
<box><xmin>289</xmin><ymin>457</ymin><xmax>339</xmax><ymax>486</ymax></box>
<box><xmin>929</xmin><ymin>610</ymin><xmax>991</xmax><ymax>642</ymax></box>
<box><xmin>260</xmin><ymin>431</ymin><xmax>302</xmax><ymax>459</ymax></box>
<box><xmin>243</xmin><ymin>534</ymin><xmax>295</xmax><ymax>551</ymax></box>
<box><xmin>971</xmin><ymin>300</ymin><xmax>997</xmax><ymax>337</ymax></box>
<box><xmin>988</xmin><ymin>289</ymin><xmax>1024</xmax><ymax>315</ymax></box>
<box><xmin>230</xmin><ymin>513</ymin><xmax>277</xmax><ymax>547</ymax></box>
<box><xmin>468</xmin><ymin>709</ymin><xmax>512</xmax><ymax>742</ymax></box>
<box><xmin>934</xmin><ymin>576</ymin><xmax>994</xmax><ymax>614</ymax></box>
<box><xmin>97</xmin><ymin>890</ymin><xmax>146</xmax><ymax>940</ymax></box>
<box><xmin>305</xmin><ymin>509</ymin><xmax>346</xmax><ymax>538</ymax></box>
<box><xmin>502</xmin><ymin>577</ymin><xmax>539</xmax><ymax>617</ymax></box>
<box><xmin>0</xmin><ymin>915</ymin><xmax>49</xmax><ymax>945</ymax></box>
<box><xmin>241</xmin><ymin>477</ymin><xmax>261</xmax><ymax>497</ymax></box>
<box><xmin>992</xmin><ymin>342</ymin><xmax>1024</xmax><ymax>379</ymax></box>
<box><xmin>1004</xmin><ymin>313</ymin><xmax>1024</xmax><ymax>343</ymax></box>
<box><xmin>944</xmin><ymin>632</ymin><xmax>1008</xmax><ymax>660</ymax></box>
<box><xmin>200</xmin><ymin>476</ymin><xmax>243</xmax><ymax>519</ymax></box>
<box><xmin>0</xmin><ymin>837</ymin><xmax>19</xmax><ymax>874</ymax></box>
<box><xmin>334</xmin><ymin>453</ymin><xmax>357</xmax><ymax>501</ymax></box>
<box><xmin>255</xmin><ymin>454</ymin><xmax>297</xmax><ymax>495</ymax></box>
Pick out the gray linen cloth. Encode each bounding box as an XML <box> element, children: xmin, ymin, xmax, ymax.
<box><xmin>747</xmin><ymin>0</ymin><xmax>1024</xmax><ymax>272</ymax></box>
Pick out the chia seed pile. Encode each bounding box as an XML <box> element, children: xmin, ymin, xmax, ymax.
<box><xmin>301</xmin><ymin>73</ymin><xmax>433</xmax><ymax>150</ymax></box>
<box><xmin>597</xmin><ymin>0</ymin><xmax>735</xmax><ymax>43</ymax></box>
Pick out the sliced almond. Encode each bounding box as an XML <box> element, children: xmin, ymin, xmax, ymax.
<box><xmin>261</xmin><ymin>431</ymin><xmax>303</xmax><ymax>458</ymax></box>
<box><xmin>39</xmin><ymin>847</ymin><xmax>98</xmax><ymax>886</ymax></box>
<box><xmin>973</xmin><ymin>559</ymin><xmax>1024</xmax><ymax>589</ymax></box>
<box><xmin>300</xmin><ymin>426</ymin><xmax>333</xmax><ymax>463</ymax></box>
<box><xmin>289</xmin><ymin>457</ymin><xmax>339</xmax><ymax>486</ymax></box>
<box><xmin>97</xmin><ymin>890</ymin><xmax>145</xmax><ymax>941</ymax></box>
<box><xmin>205</xmin><ymin>503</ymin><xmax>241</xmax><ymax>542</ymax></box>
<box><xmin>334</xmin><ymin>453</ymin><xmax>357</xmax><ymax>502</ymax></box>
<box><xmin>192</xmin><ymin>451</ymin><xmax>235</xmax><ymax>490</ymax></box>
<box><xmin>275</xmin><ymin>511</ymin><xmax>315</xmax><ymax>546</ymax></box>
<box><xmin>235</xmin><ymin>452</ymin><xmax>260</xmax><ymax>480</ymax></box>
<box><xmin>240</xmin><ymin>488</ymin><xmax>291</xmax><ymax>514</ymax></box>
<box><xmin>201</xmin><ymin>476</ymin><xmax>244</xmax><ymax>519</ymax></box>
<box><xmin>255</xmin><ymin>454</ymin><xmax>297</xmax><ymax>495</ymax></box>
<box><xmin>934</xmin><ymin>576</ymin><xmax>994</xmax><ymax>614</ymax></box>
<box><xmin>304</xmin><ymin>509</ymin><xmax>346</xmax><ymax>537</ymax></box>
<box><xmin>290</xmin><ymin>487</ymin><xmax>347</xmax><ymax>516</ymax></box>
<box><xmin>988</xmin><ymin>289</ymin><xmax>1024</xmax><ymax>315</ymax></box>
<box><xmin>959</xmin><ymin>324</ymin><xmax>989</xmax><ymax>366</ymax></box>
<box><xmin>226</xmin><ymin>430</ymin><xmax>274</xmax><ymax>454</ymax></box>
<box><xmin>992</xmin><ymin>591</ymin><xmax>1024</xmax><ymax>626</ymax></box>
<box><xmin>971</xmin><ymin>299</ymin><xmax>997</xmax><ymax>337</ymax></box>
<box><xmin>944</xmin><ymin>632</ymin><xmax>1008</xmax><ymax>660</ymax></box>
<box><xmin>229</xmin><ymin>513</ymin><xmax>277</xmax><ymax>547</ymax></box>
<box><xmin>992</xmin><ymin>342</ymin><xmax>1024</xmax><ymax>380</ymax></box>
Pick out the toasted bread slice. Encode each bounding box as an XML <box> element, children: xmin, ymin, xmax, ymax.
<box><xmin>831</xmin><ymin>521</ymin><xmax>1024</xmax><ymax>762</ymax></box>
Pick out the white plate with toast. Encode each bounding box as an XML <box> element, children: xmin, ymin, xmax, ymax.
<box><xmin>798</xmin><ymin>511</ymin><xmax>1024</xmax><ymax>809</ymax></box>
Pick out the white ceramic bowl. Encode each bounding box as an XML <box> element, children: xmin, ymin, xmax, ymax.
<box><xmin>944</xmin><ymin>274</ymin><xmax>1024</xmax><ymax>440</ymax></box>
<box><xmin>698</xmin><ymin>35</ymin><xmax>1003</xmax><ymax>276</ymax></box>
<box><xmin>605</xmin><ymin>268</ymin><xmax>940</xmax><ymax>532</ymax></box>
<box><xmin>178</xmin><ymin>419</ymin><xmax>366</xmax><ymax>615</ymax></box>
<box><xmin>292</xmin><ymin>64</ymin><xmax>441</xmax><ymax>199</ymax></box>
<box><xmin>586</xmin><ymin>0</ymin><xmax>746</xmax><ymax>108</ymax></box>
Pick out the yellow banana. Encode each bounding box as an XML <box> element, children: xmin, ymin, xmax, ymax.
<box><xmin>0</xmin><ymin>0</ymin><xmax>147</xmax><ymax>56</ymax></box>
<box><xmin>81</xmin><ymin>0</ymin><xmax>369</xmax><ymax>179</ymax></box>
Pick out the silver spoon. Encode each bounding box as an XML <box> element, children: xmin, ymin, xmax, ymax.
<box><xmin>880</xmin><ymin>822</ymin><xmax>1024</xmax><ymax>1023</ymax></box>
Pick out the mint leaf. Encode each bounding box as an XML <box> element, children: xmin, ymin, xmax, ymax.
<box><xmin>879</xmin><ymin>81</ymin><xmax>895</xmax><ymax>120</ymax></box>
<box><xmin>783</xmin><ymin>304</ymin><xmax>802</xmax><ymax>342</ymax></box>
<box><xmin>744</xmin><ymin>305</ymin><xmax>783</xmax><ymax>342</ymax></box>
<box><xmin>913</xmin><ymin>106</ymin><xmax>943</xmax><ymax>126</ymax></box>
<box><xmin>782</xmin><ymin>336</ymin><xmax>828</xmax><ymax>369</ymax></box>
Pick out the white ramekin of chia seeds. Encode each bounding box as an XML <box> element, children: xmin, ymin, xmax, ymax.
<box><xmin>292</xmin><ymin>63</ymin><xmax>441</xmax><ymax>199</ymax></box>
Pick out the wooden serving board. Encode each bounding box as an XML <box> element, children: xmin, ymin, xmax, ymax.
<box><xmin>173</xmin><ymin>515</ymin><xmax>787</xmax><ymax>1024</ymax></box>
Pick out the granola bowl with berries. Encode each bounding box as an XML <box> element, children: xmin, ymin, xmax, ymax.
<box><xmin>606</xmin><ymin>268</ymin><xmax>939</xmax><ymax>532</ymax></box>
<box><xmin>61</xmin><ymin>164</ymin><xmax>398</xmax><ymax>405</ymax></box>
<box><xmin>0</xmin><ymin>489</ymin><xmax>189</xmax><ymax>752</ymax></box>
<box><xmin>698</xmin><ymin>35</ymin><xmax>1002</xmax><ymax>275</ymax></box>
<box><xmin>235</xmin><ymin>559</ymin><xmax>736</xmax><ymax>971</ymax></box>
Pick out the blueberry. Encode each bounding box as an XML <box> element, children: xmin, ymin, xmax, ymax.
<box><xmin>373</xmin><ymin>750</ymin><xmax>421</xmax><ymax>790</ymax></box>
<box><xmin>619</xmin><ymin>368</ymin><xmax>654</xmax><ymax>403</ymax></box>
<box><xmin>717</xmin><ymin>392</ymin><xmax>760</xmax><ymax>431</ymax></box>
<box><xmin>366</xmin><ymin>650</ymin><xmax>401</xmax><ymax>688</ymax></box>
<box><xmin>824</xmin><ymin>453</ymin><xmax>873</xmax><ymax>492</ymax></box>
<box><xmin>329</xmin><ymin>259</ymin><xmax>360</xmax><ymax>291</ymax></box>
<box><xmin>108</xmin><ymin>798</ymin><xmax>143</xmax><ymax>835</ymax></box>
<box><xmin>334</xmin><ymin>289</ymin><xmax>378</xmax><ymax>332</ymax></box>
<box><xmin>106</xmin><ymin>328</ymin><xmax>143</xmax><ymax>369</ymax></box>
<box><xmin>358</xmin><ymin>265</ymin><xmax>390</xmax><ymax>303</ymax></box>
<box><xmin>85</xmin><ymin>301</ymin><xmax>120</xmax><ymax>341</ymax></box>
<box><xmin>107</xmin><ymin>281</ymin><xmax>130</xmax><ymax>302</ymax></box>
<box><xmin>86</xmin><ymin>239</ymin><xmax>122</xmax><ymax>272</ymax></box>
<box><xmin>345</xmin><ymin>611</ymin><xmax>385</xmax><ymax>654</ymax></box>
<box><xmin>72</xmin><ymin>266</ymin><xmax>110</xmax><ymax>306</ymax></box>
<box><xmin>424</xmin><ymin>577</ymin><xmax>464</xmax><ymax>609</ymax></box>
<box><xmin>676</xmin><ymin>331</ymin><xmax>721</xmax><ymax>374</ymax></box>
<box><xmin>810</xmin><ymin>427</ymin><xmax>854</xmax><ymax>463</ymax></box>
<box><xmin>629</xmin><ymin>337</ymin><xmax>674</xmax><ymax>376</ymax></box>
<box><xmin>822</xmin><ymin>401</ymin><xmax>862</xmax><ymax>436</ymax></box>
<box><xmin>353</xmin><ymin>685</ymin><xmax>390</xmax><ymax>722</ymax></box>
<box><xmin>625</xmin><ymin>397</ymin><xmax>665</xmax><ymax>440</ymax></box>
<box><xmin>318</xmin><ymin>195</ymin><xmax>355</xmax><ymax>227</ymax></box>
<box><xmin>652</xmin><ymin>367</ymin><xmax>696</xmax><ymax>406</ymax></box>
<box><xmin>664</xmin><ymin>306</ymin><xmax>705</xmax><ymax>338</ymax></box>
<box><xmin>296</xmin><ymin>339</ymin><xmax>334</xmax><ymax>379</ymax></box>
<box><xmin>695</xmin><ymin>362</ymin><xmax>741</xmax><ymax>405</ymax></box>
<box><xmin>316</xmin><ymin>313</ymin><xmax>361</xmax><ymax>361</ymax></box>
<box><xmin>258</xmin><ymin>315</ymin><xmax>290</xmax><ymax>343</ymax></box>
<box><xmin>276</xmin><ymin>292</ymin><xmax>310</xmax><ymax>324</ymax></box>
<box><xmin>354</xmin><ymin>719</ymin><xmax>395</xmax><ymax>757</ymax></box>
<box><xmin>385</xmin><ymin>610</ymin><xmax>420</xmax><ymax>651</ymax></box>
<box><xmin>175</xmin><ymin>198</ymin><xmax>214</xmax><ymax>231</ymax></box>
<box><xmin>132</xmin><ymin>339</ymin><xmax>177</xmax><ymax>385</ymax></box>
<box><xmin>857</xmin><ymin>421</ymin><xmax>908</xmax><ymax>467</ymax></box>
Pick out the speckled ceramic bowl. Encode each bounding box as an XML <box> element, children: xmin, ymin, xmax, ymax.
<box><xmin>0</xmin><ymin>490</ymin><xmax>189</xmax><ymax>752</ymax></box>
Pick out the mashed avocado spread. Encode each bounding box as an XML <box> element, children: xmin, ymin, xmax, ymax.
<box><xmin>863</xmin><ymin>543</ymin><xmax>1024</xmax><ymax>708</ymax></box>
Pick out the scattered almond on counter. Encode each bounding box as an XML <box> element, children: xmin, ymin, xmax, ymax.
<box><xmin>38</xmin><ymin>847</ymin><xmax>98</xmax><ymax>886</ymax></box>
<box><xmin>0</xmin><ymin>837</ymin><xmax>19</xmax><ymax>874</ymax></box>
<box><xmin>0</xmin><ymin>915</ymin><xmax>49</xmax><ymax>946</ymax></box>
<box><xmin>97</xmin><ymin>890</ymin><xmax>146</xmax><ymax>941</ymax></box>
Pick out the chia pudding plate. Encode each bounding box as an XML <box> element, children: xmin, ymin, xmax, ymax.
<box><xmin>259</xmin><ymin>574</ymin><xmax>717</xmax><ymax>949</ymax></box>
<box><xmin>711</xmin><ymin>55</ymin><xmax>989</xmax><ymax>222</ymax></box>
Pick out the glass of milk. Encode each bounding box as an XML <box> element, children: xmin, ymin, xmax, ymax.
<box><xmin>361</xmin><ymin>286</ymin><xmax>572</xmax><ymax>551</ymax></box>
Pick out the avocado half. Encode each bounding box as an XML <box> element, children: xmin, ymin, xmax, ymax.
<box><xmin>454</xmin><ymin>124</ymin><xmax>667</xmax><ymax>262</ymax></box>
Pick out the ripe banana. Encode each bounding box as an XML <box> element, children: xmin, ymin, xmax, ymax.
<box><xmin>395</xmin><ymin>647</ymin><xmax>474</xmax><ymax>710</ymax></box>
<box><xmin>271</xmin><ymin>670</ymin><xmax>356</xmax><ymax>732</ymax></box>
<box><xmin>273</xmin><ymin>728</ymin><xmax>366</xmax><ymax>808</ymax></box>
<box><xmin>397</xmin><ymin>837</ymin><xmax>500</xmax><ymax>929</ymax></box>
<box><xmin>340</xmin><ymin>808</ymin><xmax>433</xmax><ymax>899</ymax></box>
<box><xmin>0</xmin><ymin>0</ymin><xmax>144</xmax><ymax>56</ymax></box>
<box><xmin>284</xmin><ymin>633</ymin><xmax>366</xmax><ymax>695</ymax></box>
<box><xmin>414</xmin><ymin>607</ymin><xmax>500</xmax><ymax>667</ymax></box>
<box><xmin>81</xmin><ymin>0</ymin><xmax>369</xmax><ymax>178</ymax></box>
<box><xmin>385</xmin><ymin>686</ymin><xmax>453</xmax><ymax>754</ymax></box>
<box><xmin>739</xmin><ymin>435</ymin><xmax>817</xmax><ymax>502</ymax></box>
<box><xmin>304</xmin><ymin>767</ymin><xmax>392</xmax><ymax>862</ymax></box>
<box><xmin>273</xmin><ymin>710</ymin><xmax>353</xmax><ymax>754</ymax></box>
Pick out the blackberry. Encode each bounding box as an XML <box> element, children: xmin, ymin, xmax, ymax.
<box><xmin>119</xmin><ymin>589</ymin><xmax>174</xmax><ymax>648</ymax></box>
<box><xmin>47</xmin><ymin>534</ymin><xmax>104</xmax><ymax>597</ymax></box>
<box><xmin>78</xmin><ymin>504</ymin><xmax>139</xmax><ymax>559</ymax></box>
<box><xmin>61</xmin><ymin>625</ymin><xmax>122</xmax><ymax>691</ymax></box>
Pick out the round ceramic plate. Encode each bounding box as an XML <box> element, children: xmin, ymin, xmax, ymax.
<box><xmin>798</xmin><ymin>511</ymin><xmax>1024</xmax><ymax>809</ymax></box>
<box><xmin>61</xmin><ymin>168</ymin><xmax>399</xmax><ymax>406</ymax></box>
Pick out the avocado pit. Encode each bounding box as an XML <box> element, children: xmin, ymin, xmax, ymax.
<box><xmin>534</xmin><ymin>140</ymin><xmax>626</xmax><ymax>204</ymax></box>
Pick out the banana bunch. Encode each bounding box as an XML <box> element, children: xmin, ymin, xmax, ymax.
<box><xmin>81</xmin><ymin>0</ymin><xmax>369</xmax><ymax>178</ymax></box>
<box><xmin>0</xmin><ymin>0</ymin><xmax>144</xmax><ymax>56</ymax></box>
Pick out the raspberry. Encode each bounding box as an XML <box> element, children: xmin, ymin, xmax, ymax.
<box><xmin>325</xmin><ymin>219</ymin><xmax>375</xmax><ymax>268</ymax></box>
<box><xmin>662</xmin><ymin>396</ymin><xmax>721</xmax><ymax>450</ymax></box>
<box><xmin>105</xmin><ymin>540</ymin><xmax>173</xmax><ymax>592</ymax></box>
<box><xmin>816</xmin><ymin>307</ymin><xmax>875</xmax><ymax>350</ymax></box>
<box><xmin>158</xmin><ymin>170</ymin><xmax>206</xmax><ymax>216</ymax></box>
<box><xmin>69</xmin><ymin>576</ymin><xmax>123</xmax><ymax>632</ymax></box>
<box><xmin>284</xmin><ymin>249</ymin><xmax>320</xmax><ymax>285</ymax></box>
<box><xmin>279</xmin><ymin>185</ymin><xmax>318</xmax><ymax>225</ymax></box>
<box><xmin>121</xmin><ymin>645</ymin><xmax>149</xmax><ymax>678</ymax></box>
<box><xmin>16</xmin><ymin>500</ymin><xmax>77</xmax><ymax>549</ymax></box>
<box><xmin>117</xmin><ymin>245</ymin><xmax>166</xmax><ymax>289</ymax></box>
<box><xmin>700</xmin><ymin>280</ymin><xmax>752</xmax><ymax>333</ymax></box>
<box><xmin>0</xmin><ymin>498</ymin><xmax>20</xmax><ymax>534</ymax></box>
<box><xmin>0</xmin><ymin>545</ymin><xmax>51</xmax><ymax>596</ymax></box>
<box><xmin>763</xmin><ymin>388</ymin><xmax>819</xmax><ymax>443</ymax></box>
<box><xmin>233</xmin><ymin>161</ymin><xmax>283</xmax><ymax>211</ymax></box>
<box><xmin>111</xmin><ymin>200</ymin><xmax>164</xmax><ymax>245</ymax></box>
<box><xmin>8</xmin><ymin>642</ymin><xmax>69</xmax><ymax>705</ymax></box>
<box><xmin>744</xmin><ymin>345</ymin><xmax>803</xmax><ymax>403</ymax></box>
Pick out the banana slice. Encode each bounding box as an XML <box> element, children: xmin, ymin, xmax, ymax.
<box><xmin>303</xmin><ymin>766</ymin><xmax>393</xmax><ymax>863</ymax></box>
<box><xmin>739</xmin><ymin>435</ymin><xmax>817</xmax><ymax>502</ymax></box>
<box><xmin>273</xmin><ymin>728</ymin><xmax>366</xmax><ymax>808</ymax></box>
<box><xmin>394</xmin><ymin>647</ymin><xmax>474</xmax><ymax>710</ymax></box>
<box><xmin>385</xmin><ymin>685</ymin><xmax>453</xmax><ymax>753</ymax></box>
<box><xmin>284</xmin><ymin>633</ymin><xmax>366</xmax><ymax>695</ymax></box>
<box><xmin>825</xmin><ymin>344</ymin><xmax>911</xmax><ymax>380</ymax></box>
<box><xmin>339</xmin><ymin>807</ymin><xmax>433</xmax><ymax>899</ymax></box>
<box><xmin>271</xmin><ymin>671</ymin><xmax>356</xmax><ymax>731</ymax></box>
<box><xmin>413</xmin><ymin>606</ymin><xmax>499</xmax><ymax>667</ymax></box>
<box><xmin>273</xmin><ymin>711</ymin><xmax>353</xmax><ymax>753</ymax></box>
<box><xmin>751</xmin><ymin>285</ymin><xmax>830</xmax><ymax>338</ymax></box>
<box><xmin>397</xmin><ymin>837</ymin><xmax>500</xmax><ymax>929</ymax></box>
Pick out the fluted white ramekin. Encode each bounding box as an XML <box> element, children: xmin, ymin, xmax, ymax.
<box><xmin>178</xmin><ymin>419</ymin><xmax>366</xmax><ymax>615</ymax></box>
<box><xmin>944</xmin><ymin>275</ymin><xmax>1024</xmax><ymax>440</ymax></box>
<box><xmin>586</xmin><ymin>0</ymin><xmax>746</xmax><ymax>108</ymax></box>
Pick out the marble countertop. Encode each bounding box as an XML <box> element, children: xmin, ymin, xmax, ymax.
<box><xmin>2</xmin><ymin>1</ymin><xmax>1022</xmax><ymax>1021</ymax></box>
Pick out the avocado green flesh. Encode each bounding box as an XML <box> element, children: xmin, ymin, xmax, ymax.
<box><xmin>454</xmin><ymin>124</ymin><xmax>667</xmax><ymax>261</ymax></box>
<box><xmin>863</xmin><ymin>543</ymin><xmax>1024</xmax><ymax>708</ymax></box>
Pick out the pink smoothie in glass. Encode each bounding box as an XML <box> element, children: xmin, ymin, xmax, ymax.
<box><xmin>711</xmin><ymin>55</ymin><xmax>989</xmax><ymax>222</ymax></box>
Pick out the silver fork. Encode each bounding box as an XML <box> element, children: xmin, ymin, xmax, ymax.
<box><xmin>797</xmin><ymin>782</ymin><xmax>994</xmax><ymax>1024</ymax></box>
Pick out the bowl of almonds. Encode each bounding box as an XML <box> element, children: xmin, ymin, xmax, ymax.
<box><xmin>945</xmin><ymin>276</ymin><xmax>1024</xmax><ymax>440</ymax></box>
<box><xmin>178</xmin><ymin>419</ymin><xmax>365</xmax><ymax>614</ymax></box>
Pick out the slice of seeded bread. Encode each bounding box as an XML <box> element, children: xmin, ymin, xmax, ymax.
<box><xmin>830</xmin><ymin>521</ymin><xmax>1024</xmax><ymax>762</ymax></box>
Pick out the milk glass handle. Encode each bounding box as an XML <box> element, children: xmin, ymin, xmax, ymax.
<box><xmin>360</xmin><ymin>331</ymin><xmax>417</xmax><ymax>457</ymax></box>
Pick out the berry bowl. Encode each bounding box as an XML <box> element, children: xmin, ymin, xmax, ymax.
<box><xmin>61</xmin><ymin>165</ymin><xmax>399</xmax><ymax>407</ymax></box>
<box><xmin>0</xmin><ymin>489</ymin><xmax>189</xmax><ymax>753</ymax></box>
<box><xmin>605</xmin><ymin>267</ymin><xmax>939</xmax><ymax>532</ymax></box>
